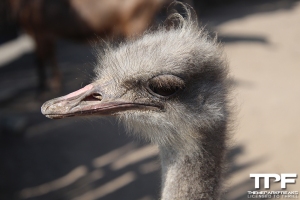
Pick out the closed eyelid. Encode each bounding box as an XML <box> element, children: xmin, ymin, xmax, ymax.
<box><xmin>149</xmin><ymin>75</ymin><xmax>185</xmax><ymax>87</ymax></box>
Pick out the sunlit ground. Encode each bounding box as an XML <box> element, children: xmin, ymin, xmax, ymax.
<box><xmin>216</xmin><ymin>1</ymin><xmax>300</xmax><ymax>197</ymax></box>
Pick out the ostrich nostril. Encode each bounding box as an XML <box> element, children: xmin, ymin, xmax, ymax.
<box><xmin>92</xmin><ymin>93</ymin><xmax>103</xmax><ymax>101</ymax></box>
<box><xmin>83</xmin><ymin>93</ymin><xmax>103</xmax><ymax>101</ymax></box>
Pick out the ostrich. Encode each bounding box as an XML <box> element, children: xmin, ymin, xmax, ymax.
<box><xmin>41</xmin><ymin>5</ymin><xmax>231</xmax><ymax>200</ymax></box>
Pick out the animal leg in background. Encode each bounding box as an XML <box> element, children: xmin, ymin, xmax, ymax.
<box><xmin>34</xmin><ymin>33</ymin><xmax>61</xmax><ymax>92</ymax></box>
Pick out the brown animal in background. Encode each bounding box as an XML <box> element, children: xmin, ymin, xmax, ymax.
<box><xmin>9</xmin><ymin>0</ymin><xmax>168</xmax><ymax>92</ymax></box>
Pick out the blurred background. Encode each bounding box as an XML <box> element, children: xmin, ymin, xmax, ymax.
<box><xmin>0</xmin><ymin>0</ymin><xmax>299</xmax><ymax>199</ymax></box>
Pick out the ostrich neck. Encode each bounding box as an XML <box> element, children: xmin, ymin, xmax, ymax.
<box><xmin>159</xmin><ymin>130</ymin><xmax>225</xmax><ymax>200</ymax></box>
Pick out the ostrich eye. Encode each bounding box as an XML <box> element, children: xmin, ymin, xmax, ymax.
<box><xmin>149</xmin><ymin>84</ymin><xmax>180</xmax><ymax>96</ymax></box>
<box><xmin>147</xmin><ymin>75</ymin><xmax>184</xmax><ymax>97</ymax></box>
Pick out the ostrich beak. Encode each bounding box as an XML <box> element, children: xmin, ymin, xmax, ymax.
<box><xmin>41</xmin><ymin>83</ymin><xmax>160</xmax><ymax>119</ymax></box>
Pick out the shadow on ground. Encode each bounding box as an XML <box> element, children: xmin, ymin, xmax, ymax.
<box><xmin>198</xmin><ymin>0</ymin><xmax>299</xmax><ymax>45</ymax></box>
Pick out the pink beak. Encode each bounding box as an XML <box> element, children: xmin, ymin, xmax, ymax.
<box><xmin>41</xmin><ymin>84</ymin><xmax>161</xmax><ymax>119</ymax></box>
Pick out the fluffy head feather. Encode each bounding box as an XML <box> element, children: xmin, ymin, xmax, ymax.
<box><xmin>92</xmin><ymin>4</ymin><xmax>230</xmax><ymax>152</ymax></box>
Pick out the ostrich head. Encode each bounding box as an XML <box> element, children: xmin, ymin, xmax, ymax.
<box><xmin>41</xmin><ymin>8</ymin><xmax>229</xmax><ymax>153</ymax></box>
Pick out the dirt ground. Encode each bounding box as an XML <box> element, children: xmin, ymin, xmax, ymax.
<box><xmin>209</xmin><ymin>0</ymin><xmax>300</xmax><ymax>198</ymax></box>
<box><xmin>0</xmin><ymin>0</ymin><xmax>299</xmax><ymax>200</ymax></box>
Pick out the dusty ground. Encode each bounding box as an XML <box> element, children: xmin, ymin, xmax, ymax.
<box><xmin>213</xmin><ymin>0</ymin><xmax>300</xmax><ymax>197</ymax></box>
<box><xmin>0</xmin><ymin>0</ymin><xmax>299</xmax><ymax>199</ymax></box>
